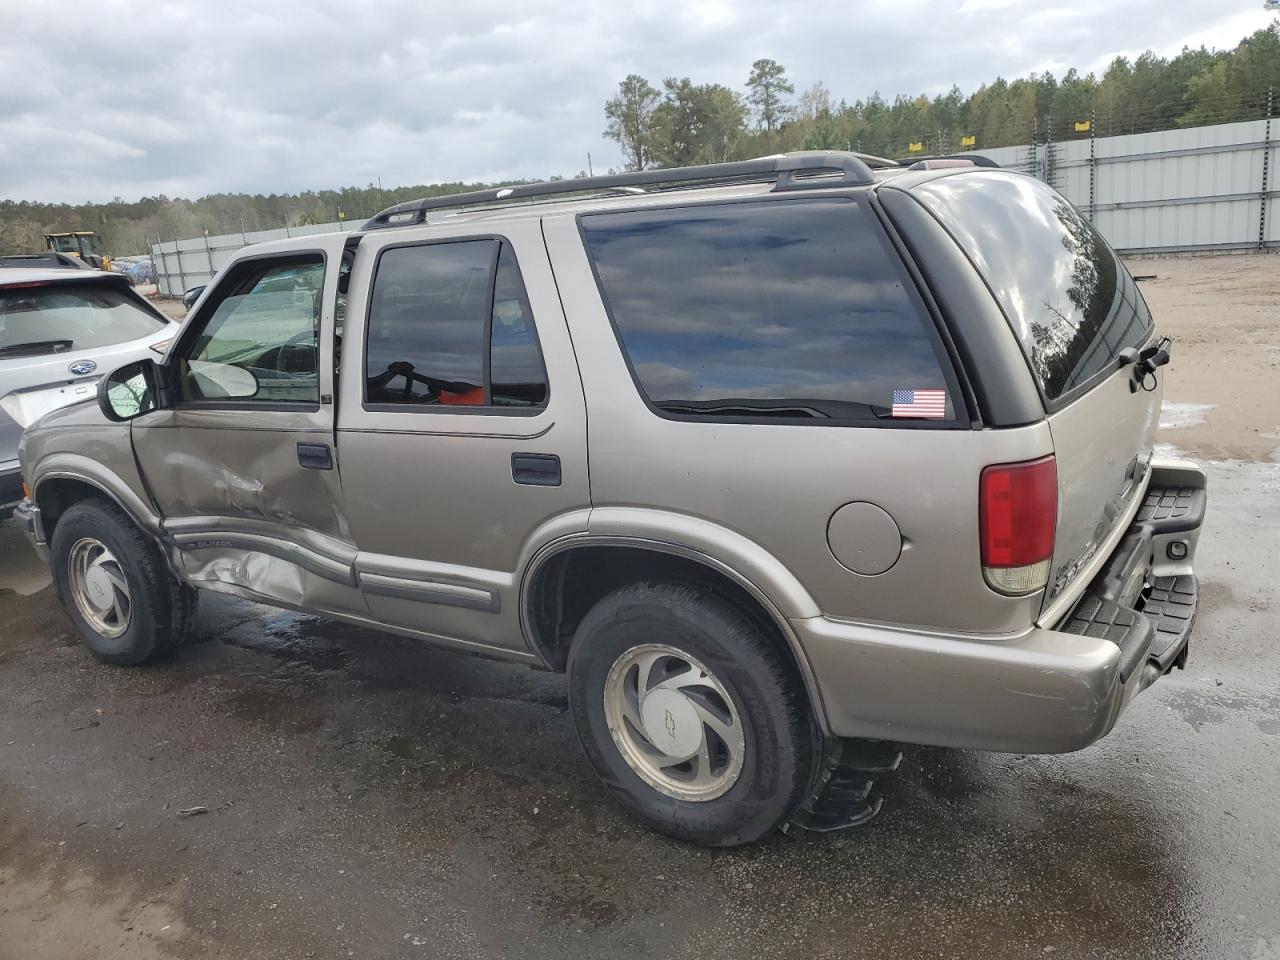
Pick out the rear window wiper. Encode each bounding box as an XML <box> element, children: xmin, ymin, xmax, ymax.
<box><xmin>656</xmin><ymin>401</ymin><xmax>828</xmax><ymax>419</ymax></box>
<box><xmin>654</xmin><ymin>399</ymin><xmax>888</xmax><ymax>420</ymax></box>
<box><xmin>0</xmin><ymin>339</ymin><xmax>74</xmax><ymax>359</ymax></box>
<box><xmin>1117</xmin><ymin>336</ymin><xmax>1171</xmax><ymax>391</ymax></box>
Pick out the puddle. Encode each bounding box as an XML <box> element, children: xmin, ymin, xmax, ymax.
<box><xmin>1159</xmin><ymin>402</ymin><xmax>1215</xmax><ymax>429</ymax></box>
<box><xmin>0</xmin><ymin>520</ymin><xmax>51</xmax><ymax>597</ymax></box>
<box><xmin>1157</xmin><ymin>683</ymin><xmax>1280</xmax><ymax>734</ymax></box>
<box><xmin>1153</xmin><ymin>442</ymin><xmax>1187</xmax><ymax>459</ymax></box>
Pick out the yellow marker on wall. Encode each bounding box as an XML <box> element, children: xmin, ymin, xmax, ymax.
<box><xmin>1075</xmin><ymin>120</ymin><xmax>1091</xmax><ymax>132</ymax></box>
<box><xmin>960</xmin><ymin>135</ymin><xmax>976</xmax><ymax>147</ymax></box>
<box><xmin>908</xmin><ymin>142</ymin><xmax>923</xmax><ymax>153</ymax></box>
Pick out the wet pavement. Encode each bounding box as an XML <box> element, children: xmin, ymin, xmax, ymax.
<box><xmin>1</xmin><ymin>452</ymin><xmax>1277</xmax><ymax>960</ymax></box>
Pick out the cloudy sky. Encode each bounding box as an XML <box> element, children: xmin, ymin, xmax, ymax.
<box><xmin>0</xmin><ymin>0</ymin><xmax>1272</xmax><ymax>203</ymax></box>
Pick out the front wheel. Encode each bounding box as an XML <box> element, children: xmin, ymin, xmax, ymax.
<box><xmin>50</xmin><ymin>498</ymin><xmax>194</xmax><ymax>665</ymax></box>
<box><xmin>567</xmin><ymin>581</ymin><xmax>816</xmax><ymax>846</ymax></box>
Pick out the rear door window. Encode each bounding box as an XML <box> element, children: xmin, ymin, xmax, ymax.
<box><xmin>364</xmin><ymin>239</ymin><xmax>548</xmax><ymax>409</ymax></box>
<box><xmin>911</xmin><ymin>172</ymin><xmax>1153</xmax><ymax>403</ymax></box>
<box><xmin>579</xmin><ymin>198</ymin><xmax>955</xmax><ymax>423</ymax></box>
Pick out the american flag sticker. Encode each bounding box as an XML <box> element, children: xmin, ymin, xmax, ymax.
<box><xmin>891</xmin><ymin>388</ymin><xmax>947</xmax><ymax>419</ymax></box>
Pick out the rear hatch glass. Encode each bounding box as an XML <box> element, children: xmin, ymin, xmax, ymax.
<box><xmin>912</xmin><ymin>172</ymin><xmax>1161</xmax><ymax>615</ymax></box>
<box><xmin>911</xmin><ymin>171</ymin><xmax>1152</xmax><ymax>403</ymax></box>
<box><xmin>0</xmin><ymin>281</ymin><xmax>165</xmax><ymax>359</ymax></box>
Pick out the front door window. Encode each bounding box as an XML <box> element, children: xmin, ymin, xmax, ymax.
<box><xmin>179</xmin><ymin>257</ymin><xmax>324</xmax><ymax>404</ymax></box>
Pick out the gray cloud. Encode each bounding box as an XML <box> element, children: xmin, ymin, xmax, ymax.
<box><xmin>0</xmin><ymin>0</ymin><xmax>1271</xmax><ymax>202</ymax></box>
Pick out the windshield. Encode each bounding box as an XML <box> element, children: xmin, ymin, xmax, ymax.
<box><xmin>49</xmin><ymin>235</ymin><xmax>96</xmax><ymax>255</ymax></box>
<box><xmin>0</xmin><ymin>283</ymin><xmax>166</xmax><ymax>358</ymax></box>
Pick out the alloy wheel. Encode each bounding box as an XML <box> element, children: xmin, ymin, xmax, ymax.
<box><xmin>602</xmin><ymin>643</ymin><xmax>746</xmax><ymax>801</ymax></box>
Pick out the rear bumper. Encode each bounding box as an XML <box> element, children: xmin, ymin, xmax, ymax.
<box><xmin>797</xmin><ymin>459</ymin><xmax>1206</xmax><ymax>754</ymax></box>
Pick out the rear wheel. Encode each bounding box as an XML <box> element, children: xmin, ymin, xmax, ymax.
<box><xmin>567</xmin><ymin>580</ymin><xmax>815</xmax><ymax>846</ymax></box>
<box><xmin>50</xmin><ymin>498</ymin><xmax>193</xmax><ymax>665</ymax></box>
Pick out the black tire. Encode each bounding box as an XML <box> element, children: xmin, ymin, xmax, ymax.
<box><xmin>567</xmin><ymin>580</ymin><xmax>815</xmax><ymax>846</ymax></box>
<box><xmin>50</xmin><ymin>498</ymin><xmax>192</xmax><ymax>665</ymax></box>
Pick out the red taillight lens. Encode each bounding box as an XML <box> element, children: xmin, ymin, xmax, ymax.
<box><xmin>980</xmin><ymin>455</ymin><xmax>1057</xmax><ymax>595</ymax></box>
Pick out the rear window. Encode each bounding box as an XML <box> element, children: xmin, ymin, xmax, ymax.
<box><xmin>912</xmin><ymin>172</ymin><xmax>1153</xmax><ymax>402</ymax></box>
<box><xmin>580</xmin><ymin>198</ymin><xmax>955</xmax><ymax>422</ymax></box>
<box><xmin>0</xmin><ymin>282</ymin><xmax>165</xmax><ymax>359</ymax></box>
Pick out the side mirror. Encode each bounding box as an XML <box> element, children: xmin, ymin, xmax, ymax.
<box><xmin>98</xmin><ymin>360</ymin><xmax>160</xmax><ymax>422</ymax></box>
<box><xmin>187</xmin><ymin>360</ymin><xmax>259</xmax><ymax>399</ymax></box>
<box><xmin>181</xmin><ymin>285</ymin><xmax>206</xmax><ymax>310</ymax></box>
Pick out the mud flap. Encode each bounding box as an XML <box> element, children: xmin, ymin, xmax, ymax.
<box><xmin>782</xmin><ymin>738</ymin><xmax>903</xmax><ymax>836</ymax></box>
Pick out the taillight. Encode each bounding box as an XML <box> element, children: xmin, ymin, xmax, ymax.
<box><xmin>979</xmin><ymin>455</ymin><xmax>1057</xmax><ymax>596</ymax></box>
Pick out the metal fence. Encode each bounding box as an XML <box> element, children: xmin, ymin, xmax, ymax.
<box><xmin>149</xmin><ymin>219</ymin><xmax>362</xmax><ymax>297</ymax></box>
<box><xmin>971</xmin><ymin>115</ymin><xmax>1278</xmax><ymax>255</ymax></box>
<box><xmin>151</xmin><ymin>114</ymin><xmax>1277</xmax><ymax>294</ymax></box>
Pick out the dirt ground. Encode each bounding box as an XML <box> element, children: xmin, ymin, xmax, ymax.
<box><xmin>1135</xmin><ymin>254</ymin><xmax>1280</xmax><ymax>462</ymax></box>
<box><xmin>1</xmin><ymin>254</ymin><xmax>1279</xmax><ymax>960</ymax></box>
<box><xmin>151</xmin><ymin>297</ymin><xmax>188</xmax><ymax>322</ymax></box>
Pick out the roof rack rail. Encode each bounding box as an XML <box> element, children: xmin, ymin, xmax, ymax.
<box><xmin>363</xmin><ymin>151</ymin><xmax>881</xmax><ymax>229</ymax></box>
<box><xmin>898</xmin><ymin>153</ymin><xmax>1000</xmax><ymax>169</ymax></box>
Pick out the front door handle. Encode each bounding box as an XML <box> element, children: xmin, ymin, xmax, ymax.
<box><xmin>297</xmin><ymin>442</ymin><xmax>333</xmax><ymax>470</ymax></box>
<box><xmin>511</xmin><ymin>453</ymin><xmax>560</xmax><ymax>486</ymax></box>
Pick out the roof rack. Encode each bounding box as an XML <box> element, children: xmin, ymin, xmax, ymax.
<box><xmin>363</xmin><ymin>151</ymin><xmax>883</xmax><ymax>229</ymax></box>
<box><xmin>898</xmin><ymin>153</ymin><xmax>1000</xmax><ymax>169</ymax></box>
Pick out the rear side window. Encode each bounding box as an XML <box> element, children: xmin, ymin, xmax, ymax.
<box><xmin>911</xmin><ymin>172</ymin><xmax>1153</xmax><ymax>402</ymax></box>
<box><xmin>365</xmin><ymin>240</ymin><xmax>548</xmax><ymax>409</ymax></box>
<box><xmin>580</xmin><ymin>198</ymin><xmax>954</xmax><ymax>422</ymax></box>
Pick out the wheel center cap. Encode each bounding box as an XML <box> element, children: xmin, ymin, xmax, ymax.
<box><xmin>84</xmin><ymin>567</ymin><xmax>114</xmax><ymax>611</ymax></box>
<box><xmin>640</xmin><ymin>689</ymin><xmax>702</xmax><ymax>758</ymax></box>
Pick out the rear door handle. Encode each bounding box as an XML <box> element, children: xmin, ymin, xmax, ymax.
<box><xmin>511</xmin><ymin>453</ymin><xmax>560</xmax><ymax>486</ymax></box>
<box><xmin>297</xmin><ymin>442</ymin><xmax>333</xmax><ymax>470</ymax></box>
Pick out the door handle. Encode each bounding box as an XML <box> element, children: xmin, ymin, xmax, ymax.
<box><xmin>297</xmin><ymin>442</ymin><xmax>333</xmax><ymax>470</ymax></box>
<box><xmin>511</xmin><ymin>453</ymin><xmax>560</xmax><ymax>486</ymax></box>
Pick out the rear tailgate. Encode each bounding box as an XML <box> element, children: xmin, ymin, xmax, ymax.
<box><xmin>908</xmin><ymin>170</ymin><xmax>1162</xmax><ymax>614</ymax></box>
<box><xmin>1044</xmin><ymin>361</ymin><xmax>1160</xmax><ymax>608</ymax></box>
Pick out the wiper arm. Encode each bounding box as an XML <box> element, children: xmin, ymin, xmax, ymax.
<box><xmin>654</xmin><ymin>398</ymin><xmax>888</xmax><ymax>420</ymax></box>
<box><xmin>1119</xmin><ymin>336</ymin><xmax>1171</xmax><ymax>392</ymax></box>
<box><xmin>656</xmin><ymin>401</ymin><xmax>828</xmax><ymax>419</ymax></box>
<box><xmin>0</xmin><ymin>339</ymin><xmax>74</xmax><ymax>359</ymax></box>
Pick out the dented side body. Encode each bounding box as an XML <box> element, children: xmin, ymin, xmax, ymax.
<box><xmin>16</xmin><ymin>164</ymin><xmax>1206</xmax><ymax>755</ymax></box>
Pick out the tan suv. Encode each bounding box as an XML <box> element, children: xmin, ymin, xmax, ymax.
<box><xmin>13</xmin><ymin>152</ymin><xmax>1206</xmax><ymax>846</ymax></box>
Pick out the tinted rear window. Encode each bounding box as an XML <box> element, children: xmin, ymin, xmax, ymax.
<box><xmin>0</xmin><ymin>282</ymin><xmax>164</xmax><ymax>358</ymax></box>
<box><xmin>580</xmin><ymin>198</ymin><xmax>954</xmax><ymax>422</ymax></box>
<box><xmin>912</xmin><ymin>172</ymin><xmax>1152</xmax><ymax>402</ymax></box>
<box><xmin>364</xmin><ymin>240</ymin><xmax>548</xmax><ymax>408</ymax></box>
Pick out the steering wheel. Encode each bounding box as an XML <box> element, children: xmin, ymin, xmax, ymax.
<box><xmin>274</xmin><ymin>329</ymin><xmax>317</xmax><ymax>375</ymax></box>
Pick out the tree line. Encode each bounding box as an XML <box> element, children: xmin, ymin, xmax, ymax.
<box><xmin>1</xmin><ymin>21</ymin><xmax>1276</xmax><ymax>258</ymax></box>
<box><xmin>603</xmin><ymin>21</ymin><xmax>1280</xmax><ymax>170</ymax></box>
<box><xmin>0</xmin><ymin>181</ymin><xmax>503</xmax><ymax>259</ymax></box>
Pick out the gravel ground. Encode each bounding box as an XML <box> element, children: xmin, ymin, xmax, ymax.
<box><xmin>1</xmin><ymin>254</ymin><xmax>1278</xmax><ymax>960</ymax></box>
